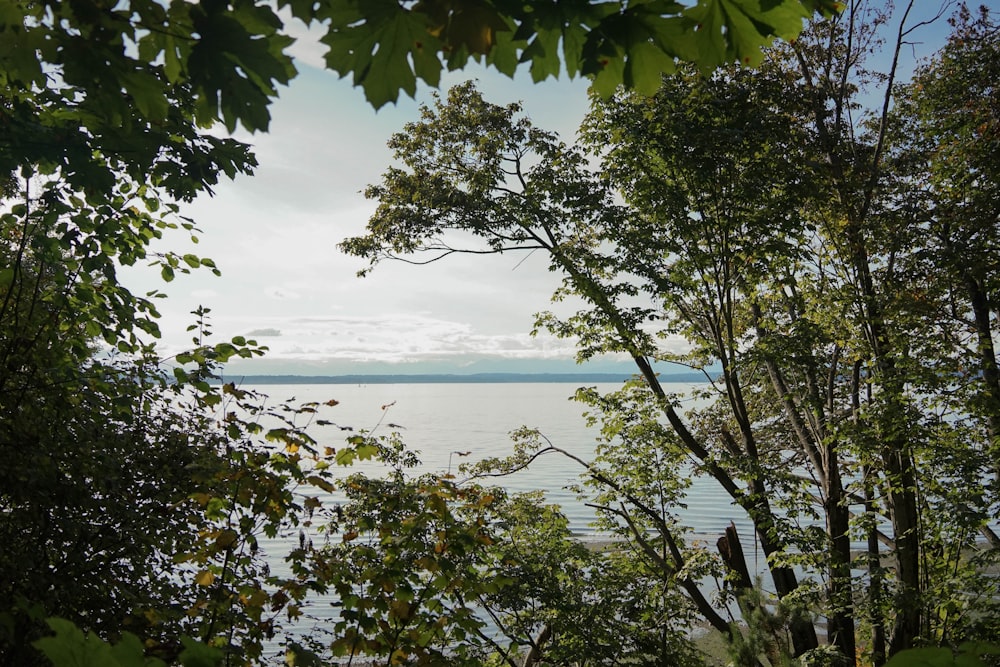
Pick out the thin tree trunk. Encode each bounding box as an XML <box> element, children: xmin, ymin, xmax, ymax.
<box><xmin>751</xmin><ymin>303</ymin><xmax>852</xmax><ymax>661</ymax></box>
<box><xmin>965</xmin><ymin>275</ymin><xmax>1000</xmax><ymax>454</ymax></box>
<box><xmin>825</xmin><ymin>442</ymin><xmax>856</xmax><ymax>664</ymax></box>
<box><xmin>555</xmin><ymin>256</ymin><xmax>819</xmax><ymax>654</ymax></box>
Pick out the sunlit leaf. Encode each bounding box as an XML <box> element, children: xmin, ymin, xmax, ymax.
<box><xmin>194</xmin><ymin>570</ymin><xmax>215</xmax><ymax>586</ymax></box>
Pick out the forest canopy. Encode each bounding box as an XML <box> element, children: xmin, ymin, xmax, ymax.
<box><xmin>342</xmin><ymin>2</ymin><xmax>1000</xmax><ymax>664</ymax></box>
<box><xmin>5</xmin><ymin>0</ymin><xmax>1000</xmax><ymax>666</ymax></box>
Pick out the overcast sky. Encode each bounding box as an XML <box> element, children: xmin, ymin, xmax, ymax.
<box><xmin>121</xmin><ymin>5</ymin><xmax>956</xmax><ymax>377</ymax></box>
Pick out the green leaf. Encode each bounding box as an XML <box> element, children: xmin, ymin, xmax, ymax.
<box><xmin>178</xmin><ymin>636</ymin><xmax>225</xmax><ymax>667</ymax></box>
<box><xmin>624</xmin><ymin>41</ymin><xmax>675</xmax><ymax>95</ymax></box>
<box><xmin>335</xmin><ymin>448</ymin><xmax>357</xmax><ymax>466</ymax></box>
<box><xmin>322</xmin><ymin>2</ymin><xmax>426</xmax><ymax>108</ymax></box>
<box><xmin>32</xmin><ymin>618</ymin><xmax>119</xmax><ymax>667</ymax></box>
<box><xmin>684</xmin><ymin>0</ymin><xmax>728</xmax><ymax>69</ymax></box>
<box><xmin>591</xmin><ymin>52</ymin><xmax>626</xmax><ymax>98</ymax></box>
<box><xmin>355</xmin><ymin>443</ymin><xmax>379</xmax><ymax>460</ymax></box>
<box><xmin>163</xmin><ymin>34</ymin><xmax>184</xmax><ymax>83</ymax></box>
<box><xmin>525</xmin><ymin>26</ymin><xmax>564</xmax><ymax>82</ymax></box>
<box><xmin>110</xmin><ymin>632</ymin><xmax>163</xmax><ymax>667</ymax></box>
<box><xmin>121</xmin><ymin>69</ymin><xmax>170</xmax><ymax>123</ymax></box>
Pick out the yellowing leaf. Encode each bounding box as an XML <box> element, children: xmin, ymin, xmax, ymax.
<box><xmin>241</xmin><ymin>589</ymin><xmax>269</xmax><ymax>608</ymax></box>
<box><xmin>195</xmin><ymin>570</ymin><xmax>215</xmax><ymax>586</ymax></box>
<box><xmin>186</xmin><ymin>599</ymin><xmax>208</xmax><ymax>617</ymax></box>
<box><xmin>214</xmin><ymin>528</ymin><xmax>238</xmax><ymax>549</ymax></box>
<box><xmin>389</xmin><ymin>598</ymin><xmax>411</xmax><ymax>621</ymax></box>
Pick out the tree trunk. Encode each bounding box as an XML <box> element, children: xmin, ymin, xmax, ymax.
<box><xmin>825</xmin><ymin>443</ymin><xmax>857</xmax><ymax>665</ymax></box>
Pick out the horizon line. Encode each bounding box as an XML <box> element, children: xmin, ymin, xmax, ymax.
<box><xmin>213</xmin><ymin>371</ymin><xmax>710</xmax><ymax>385</ymax></box>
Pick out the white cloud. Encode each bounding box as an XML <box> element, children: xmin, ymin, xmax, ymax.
<box><xmin>198</xmin><ymin>313</ymin><xmax>580</xmax><ymax>365</ymax></box>
<box><xmin>119</xmin><ymin>48</ymin><xmax>615</xmax><ymax>374</ymax></box>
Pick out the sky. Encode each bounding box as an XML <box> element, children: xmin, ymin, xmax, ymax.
<box><xmin>121</xmin><ymin>3</ymin><xmax>960</xmax><ymax>377</ymax></box>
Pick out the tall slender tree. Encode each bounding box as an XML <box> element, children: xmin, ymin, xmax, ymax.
<box><xmin>343</xmin><ymin>3</ymin><xmax>1000</xmax><ymax>663</ymax></box>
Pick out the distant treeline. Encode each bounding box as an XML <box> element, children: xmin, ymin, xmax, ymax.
<box><xmin>213</xmin><ymin>372</ymin><xmax>710</xmax><ymax>385</ymax></box>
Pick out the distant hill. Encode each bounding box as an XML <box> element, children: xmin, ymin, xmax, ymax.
<box><xmin>213</xmin><ymin>372</ymin><xmax>709</xmax><ymax>385</ymax></box>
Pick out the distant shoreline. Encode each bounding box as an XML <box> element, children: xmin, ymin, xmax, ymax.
<box><xmin>214</xmin><ymin>372</ymin><xmax>709</xmax><ymax>385</ymax></box>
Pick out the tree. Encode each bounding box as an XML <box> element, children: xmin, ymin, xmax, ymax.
<box><xmin>0</xmin><ymin>0</ymin><xmax>275</xmax><ymax>646</ymax></box>
<box><xmin>889</xmin><ymin>3</ymin><xmax>1000</xmax><ymax>471</ymax></box>
<box><xmin>0</xmin><ymin>0</ymin><xmax>843</xmax><ymax>663</ymax></box>
<box><xmin>341</xmin><ymin>3</ymin><xmax>1000</xmax><ymax>663</ymax></box>
<box><xmin>280</xmin><ymin>433</ymin><xmax>702</xmax><ymax>667</ymax></box>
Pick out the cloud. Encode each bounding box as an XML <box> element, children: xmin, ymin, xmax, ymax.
<box><xmin>208</xmin><ymin>313</ymin><xmax>581</xmax><ymax>365</ymax></box>
<box><xmin>120</xmin><ymin>58</ymin><xmax>609</xmax><ymax>376</ymax></box>
<box><xmin>282</xmin><ymin>15</ymin><xmax>328</xmax><ymax>70</ymax></box>
<box><xmin>246</xmin><ymin>328</ymin><xmax>282</xmax><ymax>337</ymax></box>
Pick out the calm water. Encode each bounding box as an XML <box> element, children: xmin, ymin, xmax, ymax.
<box><xmin>245</xmin><ymin>381</ymin><xmax>749</xmax><ymax>543</ymax></box>
<box><xmin>246</xmin><ymin>381</ymin><xmax>757</xmax><ymax>659</ymax></box>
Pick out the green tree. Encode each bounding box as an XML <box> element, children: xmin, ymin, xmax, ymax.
<box><xmin>889</xmin><ymin>3</ymin><xmax>1000</xmax><ymax>472</ymax></box>
<box><xmin>0</xmin><ymin>0</ymin><xmax>850</xmax><ymax>664</ymax></box>
<box><xmin>0</xmin><ymin>291</ymin><xmax>346</xmax><ymax>664</ymax></box>
<box><xmin>341</xmin><ymin>3</ymin><xmax>1000</xmax><ymax>663</ymax></box>
<box><xmin>281</xmin><ymin>432</ymin><xmax>702</xmax><ymax>667</ymax></box>
<box><xmin>471</xmin><ymin>430</ymin><xmax>708</xmax><ymax>667</ymax></box>
<box><xmin>1</xmin><ymin>0</ymin><xmax>298</xmax><ymax>661</ymax></box>
<box><xmin>342</xmin><ymin>73</ymin><xmax>822</xmax><ymax>660</ymax></box>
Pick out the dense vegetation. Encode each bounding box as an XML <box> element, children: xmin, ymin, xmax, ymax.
<box><xmin>343</xmin><ymin>3</ymin><xmax>1000</xmax><ymax>665</ymax></box>
<box><xmin>3</xmin><ymin>0</ymin><xmax>999</xmax><ymax>666</ymax></box>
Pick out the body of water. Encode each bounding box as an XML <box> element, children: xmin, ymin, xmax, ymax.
<box><xmin>246</xmin><ymin>381</ymin><xmax>750</xmax><ymax>542</ymax></box>
<box><xmin>244</xmin><ymin>381</ymin><xmax>759</xmax><ymax>660</ymax></box>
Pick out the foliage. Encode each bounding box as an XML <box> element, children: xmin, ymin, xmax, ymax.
<box><xmin>262</xmin><ymin>431</ymin><xmax>703</xmax><ymax>667</ymax></box>
<box><xmin>0</xmin><ymin>22</ymin><xmax>321</xmax><ymax>646</ymax></box>
<box><xmin>342</xmin><ymin>4</ymin><xmax>1000</xmax><ymax>665</ymax></box>
<box><xmin>315</xmin><ymin>0</ymin><xmax>843</xmax><ymax>107</ymax></box>
<box><xmin>0</xmin><ymin>295</ymin><xmax>351</xmax><ymax>665</ymax></box>
<box><xmin>882</xmin><ymin>643</ymin><xmax>1000</xmax><ymax>667</ymax></box>
<box><xmin>299</xmin><ymin>437</ymin><xmax>502</xmax><ymax>664</ymax></box>
<box><xmin>33</xmin><ymin>618</ymin><xmax>223</xmax><ymax>667</ymax></box>
<box><xmin>9</xmin><ymin>0</ymin><xmax>984</xmax><ymax>666</ymax></box>
<box><xmin>2</xmin><ymin>0</ymin><xmax>297</xmax><ymax>663</ymax></box>
<box><xmin>470</xmin><ymin>435</ymin><xmax>706</xmax><ymax>667</ymax></box>
<box><xmin>0</xmin><ymin>0</ymin><xmax>847</xmax><ymax>664</ymax></box>
<box><xmin>0</xmin><ymin>0</ymin><xmax>842</xmax><ymax>123</ymax></box>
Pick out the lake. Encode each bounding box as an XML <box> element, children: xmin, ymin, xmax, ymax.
<box><xmin>245</xmin><ymin>381</ymin><xmax>758</xmax><ymax>660</ymax></box>
<box><xmin>245</xmin><ymin>381</ymin><xmax>752</xmax><ymax>542</ymax></box>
